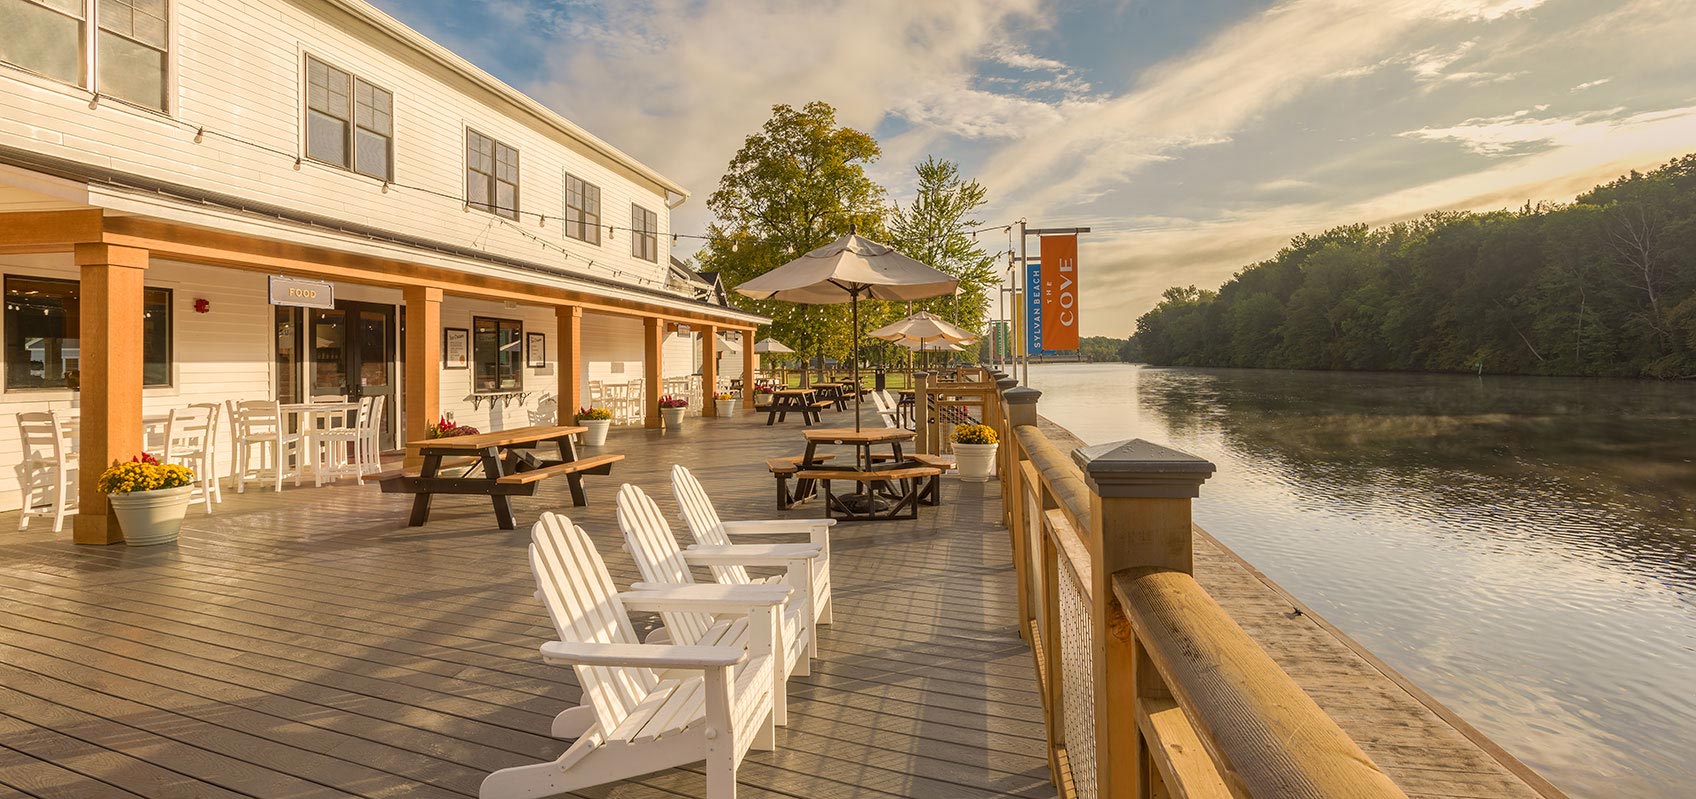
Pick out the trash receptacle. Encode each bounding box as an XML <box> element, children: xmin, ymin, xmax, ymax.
<box><xmin>874</xmin><ymin>368</ymin><xmax>887</xmax><ymax>391</ymax></box>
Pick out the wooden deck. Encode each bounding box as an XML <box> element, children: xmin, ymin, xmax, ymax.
<box><xmin>0</xmin><ymin>411</ymin><xmax>1053</xmax><ymax>799</ymax></box>
<box><xmin>0</xmin><ymin>406</ymin><xmax>1561</xmax><ymax>799</ymax></box>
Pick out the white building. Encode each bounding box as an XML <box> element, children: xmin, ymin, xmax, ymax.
<box><xmin>0</xmin><ymin>0</ymin><xmax>764</xmax><ymax>542</ymax></box>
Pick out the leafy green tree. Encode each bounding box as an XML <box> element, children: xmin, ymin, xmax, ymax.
<box><xmin>698</xmin><ymin>101</ymin><xmax>888</xmax><ymax>373</ymax></box>
<box><xmin>1128</xmin><ymin>154</ymin><xmax>1696</xmax><ymax>379</ymax></box>
<box><xmin>887</xmin><ymin>156</ymin><xmax>1002</xmax><ymax>358</ymax></box>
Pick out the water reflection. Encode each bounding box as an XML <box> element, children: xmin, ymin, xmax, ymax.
<box><xmin>1026</xmin><ymin>364</ymin><xmax>1696</xmax><ymax>799</ymax></box>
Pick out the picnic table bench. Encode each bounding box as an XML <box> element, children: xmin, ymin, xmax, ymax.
<box><xmin>379</xmin><ymin>425</ymin><xmax>622</xmax><ymax>530</ymax></box>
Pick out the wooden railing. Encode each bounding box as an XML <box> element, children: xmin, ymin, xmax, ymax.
<box><xmin>913</xmin><ymin>367</ymin><xmax>1005</xmax><ymax>456</ymax></box>
<box><xmin>986</xmin><ymin>374</ymin><xmax>1409</xmax><ymax>799</ymax></box>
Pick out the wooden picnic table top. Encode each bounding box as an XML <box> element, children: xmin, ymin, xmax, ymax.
<box><xmin>803</xmin><ymin>427</ymin><xmax>916</xmax><ymax>444</ymax></box>
<box><xmin>407</xmin><ymin>424</ymin><xmax>588</xmax><ymax>450</ymax></box>
<box><xmin>772</xmin><ymin>388</ymin><xmax>818</xmax><ymax>396</ymax></box>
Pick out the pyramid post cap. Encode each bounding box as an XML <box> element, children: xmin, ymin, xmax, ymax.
<box><xmin>1003</xmin><ymin>386</ymin><xmax>1042</xmax><ymax>405</ymax></box>
<box><xmin>1071</xmin><ymin>439</ymin><xmax>1215</xmax><ymax>498</ymax></box>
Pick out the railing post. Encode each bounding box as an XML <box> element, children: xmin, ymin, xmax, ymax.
<box><xmin>995</xmin><ymin>376</ymin><xmax>1020</xmax><ymax>520</ymax></box>
<box><xmin>913</xmin><ymin>371</ymin><xmax>931</xmax><ymax>454</ymax></box>
<box><xmin>1003</xmin><ymin>387</ymin><xmax>1041</xmax><ymax>635</ymax></box>
<box><xmin>1074</xmin><ymin>440</ymin><xmax>1215</xmax><ymax>799</ymax></box>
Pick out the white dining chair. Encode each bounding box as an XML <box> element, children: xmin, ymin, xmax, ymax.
<box><xmin>163</xmin><ymin>403</ymin><xmax>222</xmax><ymax>513</ymax></box>
<box><xmin>231</xmin><ymin>400</ymin><xmax>306</xmax><ymax>493</ymax></box>
<box><xmin>16</xmin><ymin>411</ymin><xmax>78</xmax><ymax>532</ymax></box>
<box><xmin>312</xmin><ymin>395</ymin><xmax>384</xmax><ymax>485</ymax></box>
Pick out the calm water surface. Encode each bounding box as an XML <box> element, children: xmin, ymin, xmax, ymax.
<box><xmin>1024</xmin><ymin>363</ymin><xmax>1696</xmax><ymax>799</ymax></box>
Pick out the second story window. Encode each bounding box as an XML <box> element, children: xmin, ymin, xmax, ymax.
<box><xmin>467</xmin><ymin>129</ymin><xmax>519</xmax><ymax>220</ymax></box>
<box><xmin>631</xmin><ymin>204</ymin><xmax>658</xmax><ymax>263</ymax></box>
<box><xmin>305</xmin><ymin>55</ymin><xmax>392</xmax><ymax>180</ymax></box>
<box><xmin>96</xmin><ymin>0</ymin><xmax>168</xmax><ymax>111</ymax></box>
<box><xmin>0</xmin><ymin>0</ymin><xmax>85</xmax><ymax>86</ymax></box>
<box><xmin>0</xmin><ymin>0</ymin><xmax>170</xmax><ymax>112</ymax></box>
<box><xmin>563</xmin><ymin>173</ymin><xmax>600</xmax><ymax>245</ymax></box>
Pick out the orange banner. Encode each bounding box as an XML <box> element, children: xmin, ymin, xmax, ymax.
<box><xmin>1039</xmin><ymin>234</ymin><xmax>1079</xmax><ymax>351</ymax></box>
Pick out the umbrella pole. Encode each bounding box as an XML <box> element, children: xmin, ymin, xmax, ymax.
<box><xmin>852</xmin><ymin>290</ymin><xmax>863</xmax><ymax>433</ymax></box>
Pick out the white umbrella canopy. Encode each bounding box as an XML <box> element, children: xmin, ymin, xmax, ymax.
<box><xmin>714</xmin><ymin>334</ymin><xmax>741</xmax><ymax>352</ymax></box>
<box><xmin>735</xmin><ymin>229</ymin><xmax>959</xmax><ymax>431</ymax></box>
<box><xmin>752</xmin><ymin>337</ymin><xmax>795</xmax><ymax>354</ymax></box>
<box><xmin>870</xmin><ymin>310</ymin><xmax>978</xmax><ymax>346</ymax></box>
<box><xmin>735</xmin><ymin>232</ymin><xmax>959</xmax><ymax>303</ymax></box>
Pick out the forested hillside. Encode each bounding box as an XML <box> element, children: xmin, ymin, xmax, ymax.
<box><xmin>1129</xmin><ymin>155</ymin><xmax>1696</xmax><ymax>378</ymax></box>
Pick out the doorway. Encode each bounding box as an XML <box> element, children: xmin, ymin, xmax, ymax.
<box><xmin>275</xmin><ymin>300</ymin><xmax>400</xmax><ymax>450</ymax></box>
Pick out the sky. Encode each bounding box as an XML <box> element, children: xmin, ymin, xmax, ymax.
<box><xmin>371</xmin><ymin>0</ymin><xmax>1696</xmax><ymax>337</ymax></box>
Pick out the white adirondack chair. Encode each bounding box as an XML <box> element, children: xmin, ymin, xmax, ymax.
<box><xmin>870</xmin><ymin>389</ymin><xmax>903</xmax><ymax>429</ymax></box>
<box><xmin>482</xmin><ymin>512</ymin><xmax>787</xmax><ymax>799</ymax></box>
<box><xmin>615</xmin><ymin>483</ymin><xmax>819</xmax><ymax>725</ymax></box>
<box><xmin>672</xmin><ymin>464</ymin><xmax>835</xmax><ymax>627</ymax></box>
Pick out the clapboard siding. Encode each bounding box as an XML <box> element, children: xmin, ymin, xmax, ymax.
<box><xmin>0</xmin><ymin>0</ymin><xmax>674</xmax><ymax>291</ymax></box>
<box><xmin>436</xmin><ymin>298</ymin><xmax>562</xmax><ymax>434</ymax></box>
<box><xmin>0</xmin><ymin>253</ymin><xmax>275</xmax><ymax>511</ymax></box>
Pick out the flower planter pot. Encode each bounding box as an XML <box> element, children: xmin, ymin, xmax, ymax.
<box><xmin>661</xmin><ymin>407</ymin><xmax>687</xmax><ymax>431</ymax></box>
<box><xmin>952</xmin><ymin>442</ymin><xmax>998</xmax><ymax>483</ymax></box>
<box><xmin>581</xmin><ymin>419</ymin><xmax>611</xmax><ymax>447</ymax></box>
<box><xmin>108</xmin><ymin>485</ymin><xmax>193</xmax><ymax>546</ymax></box>
<box><xmin>715</xmin><ymin>400</ymin><xmax>737</xmax><ymax>418</ymax></box>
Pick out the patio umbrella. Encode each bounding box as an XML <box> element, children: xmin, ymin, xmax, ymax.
<box><xmin>736</xmin><ymin>229</ymin><xmax>958</xmax><ymax>431</ymax></box>
<box><xmin>871</xmin><ymin>310</ymin><xmax>979</xmax><ymax>382</ymax></box>
<box><xmin>869</xmin><ymin>310</ymin><xmax>978</xmax><ymax>347</ymax></box>
<box><xmin>751</xmin><ymin>337</ymin><xmax>795</xmax><ymax>380</ymax></box>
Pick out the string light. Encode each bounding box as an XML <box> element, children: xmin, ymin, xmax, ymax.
<box><xmin>163</xmin><ymin>118</ymin><xmax>1019</xmax><ymax>251</ymax></box>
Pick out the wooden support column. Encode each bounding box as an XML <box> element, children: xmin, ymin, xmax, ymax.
<box><xmin>643</xmin><ymin>316</ymin><xmax>663</xmax><ymax>429</ymax></box>
<box><xmin>741</xmin><ymin>330</ymin><xmax>757</xmax><ymax>409</ymax></box>
<box><xmin>403</xmin><ymin>286</ymin><xmax>442</xmax><ymax>466</ymax></box>
<box><xmin>73</xmin><ymin>244</ymin><xmax>148</xmax><ymax>545</ymax></box>
<box><xmin>700</xmin><ymin>323</ymin><xmax>719</xmax><ymax>417</ymax></box>
<box><xmin>1073</xmin><ymin>440</ymin><xmax>1216</xmax><ymax>799</ymax></box>
<box><xmin>558</xmin><ymin>305</ymin><xmax>582</xmax><ymax>421</ymax></box>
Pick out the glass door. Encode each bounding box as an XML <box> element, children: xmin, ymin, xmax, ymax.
<box><xmin>285</xmin><ymin>300</ymin><xmax>399</xmax><ymax>450</ymax></box>
<box><xmin>351</xmin><ymin>304</ymin><xmax>397</xmax><ymax>450</ymax></box>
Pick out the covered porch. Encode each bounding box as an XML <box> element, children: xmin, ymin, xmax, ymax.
<box><xmin>0</xmin><ymin>208</ymin><xmax>764</xmax><ymax>545</ymax></box>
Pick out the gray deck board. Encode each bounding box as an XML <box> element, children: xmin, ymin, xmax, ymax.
<box><xmin>0</xmin><ymin>410</ymin><xmax>1054</xmax><ymax>799</ymax></box>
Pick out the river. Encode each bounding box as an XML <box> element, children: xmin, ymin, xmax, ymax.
<box><xmin>1022</xmin><ymin>363</ymin><xmax>1696</xmax><ymax>799</ymax></box>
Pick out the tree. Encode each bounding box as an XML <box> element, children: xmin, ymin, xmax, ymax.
<box><xmin>887</xmin><ymin>157</ymin><xmax>1002</xmax><ymax>359</ymax></box>
<box><xmin>1128</xmin><ymin>153</ymin><xmax>1696</xmax><ymax>379</ymax></box>
<box><xmin>697</xmin><ymin>102</ymin><xmax>888</xmax><ymax>371</ymax></box>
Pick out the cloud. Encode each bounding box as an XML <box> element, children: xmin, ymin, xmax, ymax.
<box><xmin>1571</xmin><ymin>78</ymin><xmax>1613</xmax><ymax>91</ymax></box>
<box><xmin>974</xmin><ymin>0</ymin><xmax>1560</xmax><ymax>215</ymax></box>
<box><xmin>1430</xmin><ymin>0</ymin><xmax>1553</xmax><ymax>21</ymax></box>
<box><xmin>1399</xmin><ymin>106</ymin><xmax>1656</xmax><ymax>156</ymax></box>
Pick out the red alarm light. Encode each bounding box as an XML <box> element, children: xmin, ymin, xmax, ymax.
<box><xmin>193</xmin><ymin>298</ymin><xmax>210</xmax><ymax>314</ymax></box>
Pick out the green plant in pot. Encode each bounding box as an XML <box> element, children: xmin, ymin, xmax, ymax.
<box><xmin>950</xmin><ymin>423</ymin><xmax>999</xmax><ymax>483</ymax></box>
<box><xmin>659</xmin><ymin>395</ymin><xmax>689</xmax><ymax>431</ymax></box>
<box><xmin>97</xmin><ymin>453</ymin><xmax>196</xmax><ymax>546</ymax></box>
<box><xmin>577</xmin><ymin>406</ymin><xmax>614</xmax><ymax>446</ymax></box>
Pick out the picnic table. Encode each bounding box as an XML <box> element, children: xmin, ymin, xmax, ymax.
<box><xmin>800</xmin><ymin>427</ymin><xmax>914</xmax><ymax>470</ymax></box>
<box><xmin>796</xmin><ymin>427</ymin><xmax>940</xmax><ymax>521</ymax></box>
<box><xmin>765</xmin><ymin>388</ymin><xmax>830</xmax><ymax>426</ymax></box>
<box><xmin>379</xmin><ymin>425</ymin><xmax>622</xmax><ymax>530</ymax></box>
<box><xmin>810</xmin><ymin>382</ymin><xmax>849</xmax><ymax>411</ymax></box>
